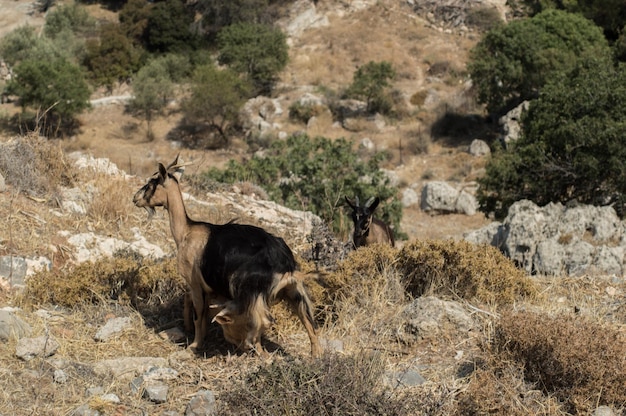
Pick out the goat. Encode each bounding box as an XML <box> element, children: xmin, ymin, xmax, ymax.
<box><xmin>345</xmin><ymin>196</ymin><xmax>395</xmax><ymax>249</ymax></box>
<box><xmin>133</xmin><ymin>155</ymin><xmax>320</xmax><ymax>357</ymax></box>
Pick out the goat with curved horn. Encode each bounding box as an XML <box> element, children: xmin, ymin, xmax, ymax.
<box><xmin>345</xmin><ymin>195</ymin><xmax>395</xmax><ymax>249</ymax></box>
<box><xmin>133</xmin><ymin>155</ymin><xmax>320</xmax><ymax>357</ymax></box>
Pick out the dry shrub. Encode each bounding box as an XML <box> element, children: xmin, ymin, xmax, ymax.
<box><xmin>19</xmin><ymin>253</ymin><xmax>184</xmax><ymax>326</ymax></box>
<box><xmin>397</xmin><ymin>240</ymin><xmax>537</xmax><ymax>305</ymax></box>
<box><xmin>457</xmin><ymin>364</ymin><xmax>566</xmax><ymax>416</ymax></box>
<box><xmin>87</xmin><ymin>177</ymin><xmax>135</xmax><ymax>228</ymax></box>
<box><xmin>495</xmin><ymin>310</ymin><xmax>626</xmax><ymax>413</ymax></box>
<box><xmin>0</xmin><ymin>133</ymin><xmax>76</xmax><ymax>198</ymax></box>
<box><xmin>218</xmin><ymin>352</ymin><xmax>423</xmax><ymax>415</ymax></box>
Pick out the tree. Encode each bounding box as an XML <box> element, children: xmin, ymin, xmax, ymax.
<box><xmin>196</xmin><ymin>0</ymin><xmax>270</xmax><ymax>41</ymax></box>
<box><xmin>181</xmin><ymin>64</ymin><xmax>252</xmax><ymax>146</ymax></box>
<box><xmin>145</xmin><ymin>0</ymin><xmax>198</xmax><ymax>53</ymax></box>
<box><xmin>217</xmin><ymin>23</ymin><xmax>288</xmax><ymax>94</ymax></box>
<box><xmin>467</xmin><ymin>9</ymin><xmax>610</xmax><ymax>117</ymax></box>
<box><xmin>477</xmin><ymin>59</ymin><xmax>626</xmax><ymax>218</ymax></box>
<box><xmin>345</xmin><ymin>61</ymin><xmax>396</xmax><ymax>114</ymax></box>
<box><xmin>130</xmin><ymin>59</ymin><xmax>175</xmax><ymax>140</ymax></box>
<box><xmin>84</xmin><ymin>23</ymin><xmax>142</xmax><ymax>91</ymax></box>
<box><xmin>201</xmin><ymin>133</ymin><xmax>402</xmax><ymax>236</ymax></box>
<box><xmin>43</xmin><ymin>3</ymin><xmax>95</xmax><ymax>39</ymax></box>
<box><xmin>0</xmin><ymin>26</ymin><xmax>51</xmax><ymax>67</ymax></box>
<box><xmin>119</xmin><ymin>0</ymin><xmax>153</xmax><ymax>46</ymax></box>
<box><xmin>7</xmin><ymin>57</ymin><xmax>90</xmax><ymax>134</ymax></box>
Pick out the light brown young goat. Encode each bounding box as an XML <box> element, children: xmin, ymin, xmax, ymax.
<box><xmin>133</xmin><ymin>156</ymin><xmax>320</xmax><ymax>357</ymax></box>
<box><xmin>345</xmin><ymin>196</ymin><xmax>395</xmax><ymax>249</ymax></box>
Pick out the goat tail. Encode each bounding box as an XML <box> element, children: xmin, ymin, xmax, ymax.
<box><xmin>273</xmin><ymin>271</ymin><xmax>321</xmax><ymax>357</ymax></box>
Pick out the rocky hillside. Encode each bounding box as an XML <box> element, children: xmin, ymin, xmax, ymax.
<box><xmin>1</xmin><ymin>1</ymin><xmax>626</xmax><ymax>415</ymax></box>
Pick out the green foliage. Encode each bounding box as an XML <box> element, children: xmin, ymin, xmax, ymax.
<box><xmin>7</xmin><ymin>57</ymin><xmax>90</xmax><ymax>123</ymax></box>
<box><xmin>217</xmin><ymin>23</ymin><xmax>288</xmax><ymax>94</ymax></box>
<box><xmin>197</xmin><ymin>0</ymin><xmax>270</xmax><ymax>40</ymax></box>
<box><xmin>468</xmin><ymin>9</ymin><xmax>610</xmax><ymax>116</ymax></box>
<box><xmin>144</xmin><ymin>0</ymin><xmax>199</xmax><ymax>53</ymax></box>
<box><xmin>477</xmin><ymin>59</ymin><xmax>626</xmax><ymax>218</ymax></box>
<box><xmin>130</xmin><ymin>58</ymin><xmax>175</xmax><ymax>139</ymax></box>
<box><xmin>43</xmin><ymin>3</ymin><xmax>96</xmax><ymax>39</ymax></box>
<box><xmin>199</xmin><ymin>133</ymin><xmax>401</xmax><ymax>235</ymax></box>
<box><xmin>84</xmin><ymin>23</ymin><xmax>142</xmax><ymax>90</ymax></box>
<box><xmin>517</xmin><ymin>0</ymin><xmax>626</xmax><ymax>43</ymax></box>
<box><xmin>181</xmin><ymin>63</ymin><xmax>252</xmax><ymax>145</ymax></box>
<box><xmin>345</xmin><ymin>61</ymin><xmax>396</xmax><ymax>114</ymax></box>
<box><xmin>0</xmin><ymin>26</ymin><xmax>46</xmax><ymax>67</ymax></box>
<box><xmin>288</xmin><ymin>101</ymin><xmax>326</xmax><ymax>124</ymax></box>
<box><xmin>119</xmin><ymin>0</ymin><xmax>153</xmax><ymax>45</ymax></box>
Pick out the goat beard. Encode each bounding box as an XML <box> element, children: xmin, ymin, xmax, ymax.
<box><xmin>143</xmin><ymin>206</ymin><xmax>156</xmax><ymax>220</ymax></box>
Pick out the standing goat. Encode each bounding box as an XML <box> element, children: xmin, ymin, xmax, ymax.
<box><xmin>133</xmin><ymin>156</ymin><xmax>320</xmax><ymax>357</ymax></box>
<box><xmin>345</xmin><ymin>196</ymin><xmax>395</xmax><ymax>249</ymax></box>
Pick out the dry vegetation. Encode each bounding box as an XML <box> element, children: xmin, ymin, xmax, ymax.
<box><xmin>1</xmin><ymin>0</ymin><xmax>626</xmax><ymax>414</ymax></box>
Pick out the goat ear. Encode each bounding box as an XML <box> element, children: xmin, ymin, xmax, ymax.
<box><xmin>345</xmin><ymin>196</ymin><xmax>356</xmax><ymax>210</ymax></box>
<box><xmin>366</xmin><ymin>197</ymin><xmax>380</xmax><ymax>211</ymax></box>
<box><xmin>167</xmin><ymin>154</ymin><xmax>180</xmax><ymax>170</ymax></box>
<box><xmin>213</xmin><ymin>309</ymin><xmax>233</xmax><ymax>325</ymax></box>
<box><xmin>157</xmin><ymin>163</ymin><xmax>167</xmax><ymax>182</ymax></box>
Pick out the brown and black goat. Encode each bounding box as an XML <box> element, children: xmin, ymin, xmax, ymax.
<box><xmin>345</xmin><ymin>196</ymin><xmax>395</xmax><ymax>249</ymax></box>
<box><xmin>133</xmin><ymin>156</ymin><xmax>320</xmax><ymax>357</ymax></box>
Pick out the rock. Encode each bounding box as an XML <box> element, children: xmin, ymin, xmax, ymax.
<box><xmin>93</xmin><ymin>357</ymin><xmax>168</xmax><ymax>379</ymax></box>
<box><xmin>466</xmin><ymin>200</ymin><xmax>626</xmax><ymax>276</ymax></box>
<box><xmin>0</xmin><ymin>309</ymin><xmax>31</xmax><ymax>342</ymax></box>
<box><xmin>420</xmin><ymin>181</ymin><xmax>478</xmax><ymax>215</ymax></box>
<box><xmin>499</xmin><ymin>101</ymin><xmax>529</xmax><ymax>145</ymax></box>
<box><xmin>16</xmin><ymin>335</ymin><xmax>60</xmax><ymax>361</ymax></box>
<box><xmin>53</xmin><ymin>369</ymin><xmax>68</xmax><ymax>384</ymax></box>
<box><xmin>143</xmin><ymin>382</ymin><xmax>168</xmax><ymax>404</ymax></box>
<box><xmin>94</xmin><ymin>317</ymin><xmax>132</xmax><ymax>342</ymax></box>
<box><xmin>0</xmin><ymin>171</ymin><xmax>5</xmax><ymax>192</ymax></box>
<box><xmin>185</xmin><ymin>390</ymin><xmax>217</xmax><ymax>416</ymax></box>
<box><xmin>468</xmin><ymin>139</ymin><xmax>490</xmax><ymax>156</ymax></box>
<box><xmin>0</xmin><ymin>256</ymin><xmax>27</xmax><ymax>284</ymax></box>
<box><xmin>399</xmin><ymin>296</ymin><xmax>473</xmax><ymax>344</ymax></box>
<box><xmin>386</xmin><ymin>368</ymin><xmax>427</xmax><ymax>388</ymax></box>
<box><xmin>401</xmin><ymin>187</ymin><xmax>419</xmax><ymax>208</ymax></box>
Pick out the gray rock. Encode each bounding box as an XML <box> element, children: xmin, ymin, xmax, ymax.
<box><xmin>143</xmin><ymin>382</ymin><xmax>168</xmax><ymax>404</ymax></box>
<box><xmin>53</xmin><ymin>369</ymin><xmax>68</xmax><ymax>383</ymax></box>
<box><xmin>93</xmin><ymin>357</ymin><xmax>168</xmax><ymax>379</ymax></box>
<box><xmin>386</xmin><ymin>368</ymin><xmax>427</xmax><ymax>388</ymax></box>
<box><xmin>465</xmin><ymin>199</ymin><xmax>626</xmax><ymax>276</ymax></box>
<box><xmin>185</xmin><ymin>390</ymin><xmax>217</xmax><ymax>416</ymax></box>
<box><xmin>0</xmin><ymin>310</ymin><xmax>31</xmax><ymax>342</ymax></box>
<box><xmin>0</xmin><ymin>256</ymin><xmax>27</xmax><ymax>283</ymax></box>
<box><xmin>399</xmin><ymin>296</ymin><xmax>473</xmax><ymax>344</ymax></box>
<box><xmin>468</xmin><ymin>139</ymin><xmax>490</xmax><ymax>156</ymax></box>
<box><xmin>0</xmin><ymin>171</ymin><xmax>5</xmax><ymax>192</ymax></box>
<box><xmin>421</xmin><ymin>181</ymin><xmax>478</xmax><ymax>215</ymax></box>
<box><xmin>16</xmin><ymin>335</ymin><xmax>60</xmax><ymax>361</ymax></box>
<box><xmin>593</xmin><ymin>406</ymin><xmax>616</xmax><ymax>416</ymax></box>
<box><xmin>94</xmin><ymin>317</ymin><xmax>132</xmax><ymax>342</ymax></box>
<box><xmin>73</xmin><ymin>404</ymin><xmax>101</xmax><ymax>416</ymax></box>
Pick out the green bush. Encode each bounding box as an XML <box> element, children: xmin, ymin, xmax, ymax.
<box><xmin>144</xmin><ymin>0</ymin><xmax>199</xmax><ymax>53</ymax></box>
<box><xmin>477</xmin><ymin>59</ymin><xmax>626</xmax><ymax>218</ymax></box>
<box><xmin>345</xmin><ymin>61</ymin><xmax>396</xmax><ymax>115</ymax></box>
<box><xmin>468</xmin><ymin>9</ymin><xmax>611</xmax><ymax>116</ymax></box>
<box><xmin>217</xmin><ymin>22</ymin><xmax>288</xmax><ymax>94</ymax></box>
<box><xmin>196</xmin><ymin>133</ymin><xmax>402</xmax><ymax>236</ymax></box>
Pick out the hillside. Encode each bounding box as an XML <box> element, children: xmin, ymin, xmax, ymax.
<box><xmin>1</xmin><ymin>1</ymin><xmax>625</xmax><ymax>415</ymax></box>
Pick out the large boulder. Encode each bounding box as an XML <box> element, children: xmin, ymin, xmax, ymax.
<box><xmin>465</xmin><ymin>200</ymin><xmax>626</xmax><ymax>276</ymax></box>
<box><xmin>420</xmin><ymin>181</ymin><xmax>478</xmax><ymax>215</ymax></box>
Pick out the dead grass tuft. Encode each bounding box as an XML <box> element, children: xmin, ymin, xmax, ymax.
<box><xmin>494</xmin><ymin>310</ymin><xmax>626</xmax><ymax>413</ymax></box>
<box><xmin>18</xmin><ymin>253</ymin><xmax>184</xmax><ymax>328</ymax></box>
<box><xmin>87</xmin><ymin>176</ymin><xmax>136</xmax><ymax>230</ymax></box>
<box><xmin>397</xmin><ymin>240</ymin><xmax>537</xmax><ymax>305</ymax></box>
<box><xmin>0</xmin><ymin>133</ymin><xmax>77</xmax><ymax>199</ymax></box>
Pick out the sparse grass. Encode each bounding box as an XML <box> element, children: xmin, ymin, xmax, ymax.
<box><xmin>0</xmin><ymin>133</ymin><xmax>77</xmax><ymax>199</ymax></box>
<box><xmin>218</xmin><ymin>351</ymin><xmax>423</xmax><ymax>415</ymax></box>
<box><xmin>494</xmin><ymin>310</ymin><xmax>626</xmax><ymax>414</ymax></box>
